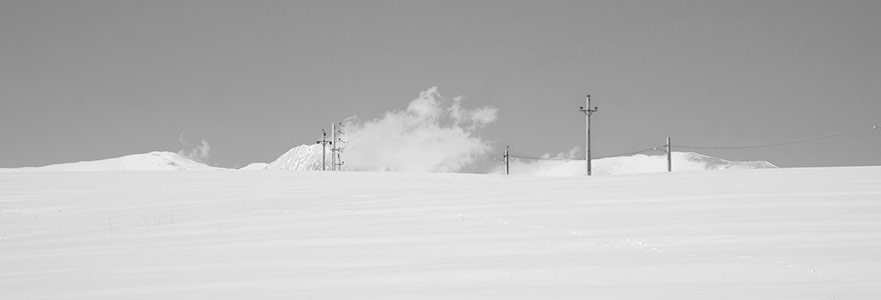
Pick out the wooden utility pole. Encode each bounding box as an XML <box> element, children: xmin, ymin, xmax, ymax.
<box><xmin>316</xmin><ymin>129</ymin><xmax>332</xmax><ymax>171</ymax></box>
<box><xmin>579</xmin><ymin>95</ymin><xmax>599</xmax><ymax>176</ymax></box>
<box><xmin>334</xmin><ymin>122</ymin><xmax>345</xmax><ymax>171</ymax></box>
<box><xmin>331</xmin><ymin>123</ymin><xmax>336</xmax><ymax>171</ymax></box>
<box><xmin>667</xmin><ymin>137</ymin><xmax>672</xmax><ymax>172</ymax></box>
<box><xmin>504</xmin><ymin>146</ymin><xmax>510</xmax><ymax>175</ymax></box>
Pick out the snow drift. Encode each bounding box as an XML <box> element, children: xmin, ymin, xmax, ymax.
<box><xmin>0</xmin><ymin>151</ymin><xmax>220</xmax><ymax>172</ymax></box>
<box><xmin>497</xmin><ymin>152</ymin><xmax>777</xmax><ymax>177</ymax></box>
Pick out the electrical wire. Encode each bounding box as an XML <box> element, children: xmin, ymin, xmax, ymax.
<box><xmin>594</xmin><ymin>145</ymin><xmax>667</xmax><ymax>159</ymax></box>
<box><xmin>672</xmin><ymin>125</ymin><xmax>879</xmax><ymax>150</ymax></box>
<box><xmin>502</xmin><ymin>125</ymin><xmax>879</xmax><ymax>163</ymax></box>
<box><xmin>507</xmin><ymin>145</ymin><xmax>668</xmax><ymax>162</ymax></box>
<box><xmin>508</xmin><ymin>154</ymin><xmax>574</xmax><ymax>161</ymax></box>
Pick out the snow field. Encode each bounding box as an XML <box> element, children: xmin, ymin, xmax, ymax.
<box><xmin>1</xmin><ymin>167</ymin><xmax>880</xmax><ymax>299</ymax></box>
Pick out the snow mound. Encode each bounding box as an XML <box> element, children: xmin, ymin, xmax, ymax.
<box><xmin>239</xmin><ymin>162</ymin><xmax>269</xmax><ymax>170</ymax></box>
<box><xmin>267</xmin><ymin>144</ymin><xmax>328</xmax><ymax>171</ymax></box>
<box><xmin>501</xmin><ymin>152</ymin><xmax>776</xmax><ymax>177</ymax></box>
<box><xmin>0</xmin><ymin>151</ymin><xmax>221</xmax><ymax>172</ymax></box>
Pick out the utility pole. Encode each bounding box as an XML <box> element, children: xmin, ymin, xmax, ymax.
<box><xmin>579</xmin><ymin>95</ymin><xmax>599</xmax><ymax>176</ymax></box>
<box><xmin>330</xmin><ymin>122</ymin><xmax>340</xmax><ymax>171</ymax></box>
<box><xmin>316</xmin><ymin>129</ymin><xmax>332</xmax><ymax>171</ymax></box>
<box><xmin>504</xmin><ymin>146</ymin><xmax>510</xmax><ymax>175</ymax></box>
<box><xmin>667</xmin><ymin>137</ymin><xmax>672</xmax><ymax>173</ymax></box>
<box><xmin>330</xmin><ymin>123</ymin><xmax>336</xmax><ymax>171</ymax></box>
<box><xmin>335</xmin><ymin>122</ymin><xmax>345</xmax><ymax>171</ymax></box>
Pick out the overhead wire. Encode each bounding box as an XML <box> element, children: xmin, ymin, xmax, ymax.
<box><xmin>507</xmin><ymin>144</ymin><xmax>668</xmax><ymax>162</ymax></box>
<box><xmin>502</xmin><ymin>125</ymin><xmax>879</xmax><ymax>163</ymax></box>
<box><xmin>594</xmin><ymin>145</ymin><xmax>667</xmax><ymax>159</ymax></box>
<box><xmin>672</xmin><ymin>125</ymin><xmax>879</xmax><ymax>150</ymax></box>
<box><xmin>508</xmin><ymin>154</ymin><xmax>574</xmax><ymax>161</ymax></box>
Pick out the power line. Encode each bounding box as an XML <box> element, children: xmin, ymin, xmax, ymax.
<box><xmin>508</xmin><ymin>154</ymin><xmax>575</xmax><ymax>161</ymax></box>
<box><xmin>507</xmin><ymin>144</ymin><xmax>667</xmax><ymax>162</ymax></box>
<box><xmin>672</xmin><ymin>125</ymin><xmax>879</xmax><ymax>150</ymax></box>
<box><xmin>595</xmin><ymin>145</ymin><xmax>667</xmax><ymax>159</ymax></box>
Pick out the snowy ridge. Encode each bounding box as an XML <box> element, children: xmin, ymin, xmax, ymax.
<box><xmin>501</xmin><ymin>152</ymin><xmax>776</xmax><ymax>177</ymax></box>
<box><xmin>0</xmin><ymin>151</ymin><xmax>220</xmax><ymax>172</ymax></box>
<box><xmin>266</xmin><ymin>144</ymin><xmax>328</xmax><ymax>171</ymax></box>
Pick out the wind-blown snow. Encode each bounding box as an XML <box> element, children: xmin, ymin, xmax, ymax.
<box><xmin>340</xmin><ymin>87</ymin><xmax>497</xmax><ymax>172</ymax></box>
<box><xmin>499</xmin><ymin>152</ymin><xmax>777</xmax><ymax>177</ymax></box>
<box><xmin>260</xmin><ymin>86</ymin><xmax>498</xmax><ymax>173</ymax></box>
<box><xmin>1</xmin><ymin>167</ymin><xmax>878</xmax><ymax>299</ymax></box>
<box><xmin>0</xmin><ymin>151</ymin><xmax>220</xmax><ymax>172</ymax></box>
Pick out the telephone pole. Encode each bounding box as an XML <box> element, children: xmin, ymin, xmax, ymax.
<box><xmin>504</xmin><ymin>146</ymin><xmax>510</xmax><ymax>175</ymax></box>
<box><xmin>330</xmin><ymin>123</ymin><xmax>337</xmax><ymax>171</ymax></box>
<box><xmin>579</xmin><ymin>95</ymin><xmax>599</xmax><ymax>176</ymax></box>
<box><xmin>334</xmin><ymin>122</ymin><xmax>345</xmax><ymax>171</ymax></box>
<box><xmin>316</xmin><ymin>129</ymin><xmax>332</xmax><ymax>171</ymax></box>
<box><xmin>666</xmin><ymin>137</ymin><xmax>672</xmax><ymax>172</ymax></box>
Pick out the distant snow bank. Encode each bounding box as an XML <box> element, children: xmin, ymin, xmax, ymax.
<box><xmin>1</xmin><ymin>148</ymin><xmax>775</xmax><ymax>175</ymax></box>
<box><xmin>497</xmin><ymin>152</ymin><xmax>776</xmax><ymax>177</ymax></box>
<box><xmin>0</xmin><ymin>151</ymin><xmax>221</xmax><ymax>172</ymax></box>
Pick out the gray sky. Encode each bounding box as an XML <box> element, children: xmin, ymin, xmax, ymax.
<box><xmin>1</xmin><ymin>0</ymin><xmax>879</xmax><ymax>169</ymax></box>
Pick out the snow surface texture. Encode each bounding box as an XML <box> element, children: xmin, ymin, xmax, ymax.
<box><xmin>0</xmin><ymin>151</ymin><xmax>220</xmax><ymax>172</ymax></box>
<box><xmin>498</xmin><ymin>152</ymin><xmax>777</xmax><ymax>177</ymax></box>
<box><xmin>1</xmin><ymin>167</ymin><xmax>879</xmax><ymax>299</ymax></box>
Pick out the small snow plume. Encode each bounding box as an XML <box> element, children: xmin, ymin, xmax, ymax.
<box><xmin>342</xmin><ymin>87</ymin><xmax>497</xmax><ymax>172</ymax></box>
<box><xmin>178</xmin><ymin>135</ymin><xmax>211</xmax><ymax>163</ymax></box>
<box><xmin>547</xmin><ymin>146</ymin><xmax>580</xmax><ymax>160</ymax></box>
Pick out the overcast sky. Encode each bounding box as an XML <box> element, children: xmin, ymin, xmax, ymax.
<box><xmin>1</xmin><ymin>0</ymin><xmax>879</xmax><ymax>169</ymax></box>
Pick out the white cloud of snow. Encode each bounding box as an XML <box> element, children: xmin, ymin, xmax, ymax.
<box><xmin>340</xmin><ymin>87</ymin><xmax>497</xmax><ymax>172</ymax></box>
<box><xmin>178</xmin><ymin>136</ymin><xmax>211</xmax><ymax>164</ymax></box>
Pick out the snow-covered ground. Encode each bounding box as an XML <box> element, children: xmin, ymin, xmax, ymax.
<box><xmin>1</xmin><ymin>167</ymin><xmax>879</xmax><ymax>299</ymax></box>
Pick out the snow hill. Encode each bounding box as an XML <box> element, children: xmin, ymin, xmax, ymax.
<box><xmin>265</xmin><ymin>144</ymin><xmax>329</xmax><ymax>171</ymax></box>
<box><xmin>0</xmin><ymin>151</ymin><xmax>219</xmax><ymax>172</ymax></box>
<box><xmin>1</xmin><ymin>167</ymin><xmax>879</xmax><ymax>299</ymax></box>
<box><xmin>502</xmin><ymin>152</ymin><xmax>776</xmax><ymax>177</ymax></box>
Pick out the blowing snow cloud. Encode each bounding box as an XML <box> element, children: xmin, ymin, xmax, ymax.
<box><xmin>178</xmin><ymin>136</ymin><xmax>211</xmax><ymax>164</ymax></box>
<box><xmin>341</xmin><ymin>87</ymin><xmax>497</xmax><ymax>172</ymax></box>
